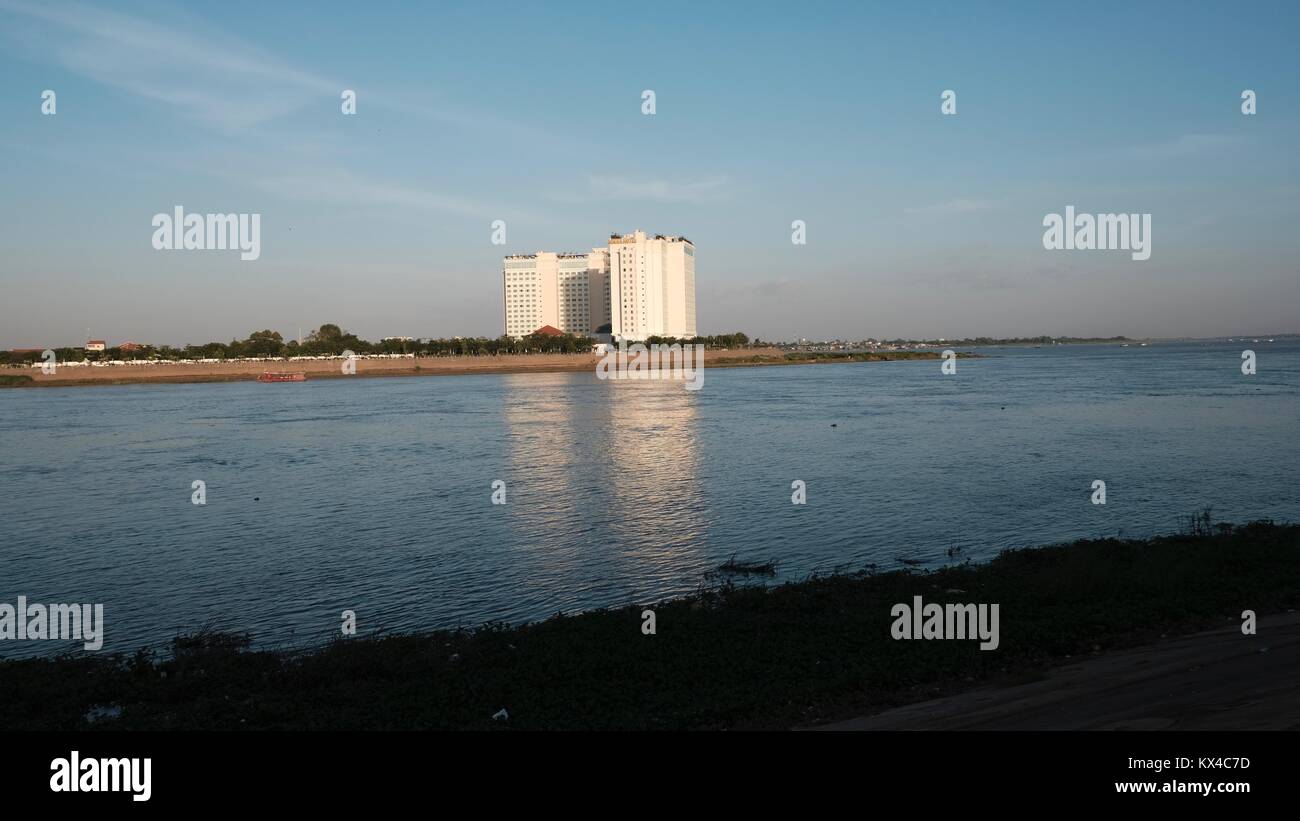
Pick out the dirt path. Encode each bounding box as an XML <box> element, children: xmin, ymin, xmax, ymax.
<box><xmin>6</xmin><ymin>348</ymin><xmax>791</xmax><ymax>387</ymax></box>
<box><xmin>817</xmin><ymin>612</ymin><xmax>1300</xmax><ymax>730</ymax></box>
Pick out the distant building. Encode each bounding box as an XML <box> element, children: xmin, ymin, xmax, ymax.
<box><xmin>608</xmin><ymin>231</ymin><xmax>695</xmax><ymax>342</ymax></box>
<box><xmin>502</xmin><ymin>230</ymin><xmax>695</xmax><ymax>342</ymax></box>
<box><xmin>503</xmin><ymin>249</ymin><xmax>610</xmax><ymax>339</ymax></box>
<box><xmin>532</xmin><ymin>324</ymin><xmax>564</xmax><ymax>337</ymax></box>
<box><xmin>119</xmin><ymin>342</ymin><xmax>145</xmax><ymax>352</ymax></box>
<box><xmin>86</xmin><ymin>340</ymin><xmax>106</xmax><ymax>352</ymax></box>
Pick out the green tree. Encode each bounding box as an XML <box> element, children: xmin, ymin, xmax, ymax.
<box><xmin>244</xmin><ymin>329</ymin><xmax>284</xmax><ymax>357</ymax></box>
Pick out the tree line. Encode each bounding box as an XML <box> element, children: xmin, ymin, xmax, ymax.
<box><xmin>642</xmin><ymin>332</ymin><xmax>754</xmax><ymax>348</ymax></box>
<box><xmin>2</xmin><ymin>324</ymin><xmax>756</xmax><ymax>365</ymax></box>
<box><xmin>1</xmin><ymin>325</ymin><xmax>596</xmax><ymax>364</ymax></box>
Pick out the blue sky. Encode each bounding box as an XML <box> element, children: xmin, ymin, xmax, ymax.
<box><xmin>1</xmin><ymin>0</ymin><xmax>1297</xmax><ymax>347</ymax></box>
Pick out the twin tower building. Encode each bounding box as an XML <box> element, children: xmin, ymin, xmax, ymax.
<box><xmin>503</xmin><ymin>230</ymin><xmax>696</xmax><ymax>342</ymax></box>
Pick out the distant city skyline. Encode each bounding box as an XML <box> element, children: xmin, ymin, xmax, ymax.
<box><xmin>2</xmin><ymin>0</ymin><xmax>1298</xmax><ymax>348</ymax></box>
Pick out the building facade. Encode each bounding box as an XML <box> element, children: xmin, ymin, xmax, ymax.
<box><xmin>607</xmin><ymin>231</ymin><xmax>695</xmax><ymax>341</ymax></box>
<box><xmin>502</xmin><ymin>231</ymin><xmax>693</xmax><ymax>341</ymax></box>
<box><xmin>502</xmin><ymin>249</ymin><xmax>611</xmax><ymax>339</ymax></box>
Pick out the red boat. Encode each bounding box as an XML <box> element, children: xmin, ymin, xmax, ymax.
<box><xmin>257</xmin><ymin>371</ymin><xmax>307</xmax><ymax>383</ymax></box>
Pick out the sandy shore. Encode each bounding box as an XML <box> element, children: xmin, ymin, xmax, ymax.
<box><xmin>5</xmin><ymin>347</ymin><xmax>811</xmax><ymax>387</ymax></box>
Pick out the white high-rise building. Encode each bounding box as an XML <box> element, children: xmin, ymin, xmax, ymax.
<box><xmin>607</xmin><ymin>231</ymin><xmax>695</xmax><ymax>341</ymax></box>
<box><xmin>502</xmin><ymin>249</ymin><xmax>610</xmax><ymax>338</ymax></box>
<box><xmin>502</xmin><ymin>231</ymin><xmax>694</xmax><ymax>341</ymax></box>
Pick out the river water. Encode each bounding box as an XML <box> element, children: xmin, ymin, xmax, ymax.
<box><xmin>1</xmin><ymin>339</ymin><xmax>1296</xmax><ymax>656</ymax></box>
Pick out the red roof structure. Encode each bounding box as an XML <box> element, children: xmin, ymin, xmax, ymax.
<box><xmin>532</xmin><ymin>325</ymin><xmax>564</xmax><ymax>337</ymax></box>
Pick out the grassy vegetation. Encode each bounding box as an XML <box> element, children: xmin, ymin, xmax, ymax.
<box><xmin>715</xmin><ymin>350</ymin><xmax>977</xmax><ymax>367</ymax></box>
<box><xmin>1</xmin><ymin>519</ymin><xmax>1295</xmax><ymax>730</ymax></box>
<box><xmin>0</xmin><ymin>374</ymin><xmax>34</xmax><ymax>386</ymax></box>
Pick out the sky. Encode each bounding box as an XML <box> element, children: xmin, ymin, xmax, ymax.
<box><xmin>1</xmin><ymin>0</ymin><xmax>1297</xmax><ymax>348</ymax></box>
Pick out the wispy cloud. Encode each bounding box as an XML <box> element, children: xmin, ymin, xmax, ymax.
<box><xmin>888</xmin><ymin>247</ymin><xmax>1026</xmax><ymax>291</ymax></box>
<box><xmin>0</xmin><ymin>0</ymin><xmax>558</xmax><ymax>223</ymax></box>
<box><xmin>0</xmin><ymin>0</ymin><xmax>570</xmax><ymax>141</ymax></box>
<box><xmin>1127</xmin><ymin>133</ymin><xmax>1247</xmax><ymax>159</ymax></box>
<box><xmin>550</xmin><ymin>175</ymin><xmax>730</xmax><ymax>204</ymax></box>
<box><xmin>0</xmin><ymin>0</ymin><xmax>338</xmax><ymax>129</ymax></box>
<box><xmin>903</xmin><ymin>198</ymin><xmax>996</xmax><ymax>216</ymax></box>
<box><xmin>898</xmin><ymin>269</ymin><xmax>1023</xmax><ymax>291</ymax></box>
<box><xmin>251</xmin><ymin>170</ymin><xmax>520</xmax><ymax>221</ymax></box>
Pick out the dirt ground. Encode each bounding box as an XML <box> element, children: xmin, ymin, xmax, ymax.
<box><xmin>9</xmin><ymin>347</ymin><xmax>789</xmax><ymax>387</ymax></box>
<box><xmin>816</xmin><ymin>612</ymin><xmax>1300</xmax><ymax>730</ymax></box>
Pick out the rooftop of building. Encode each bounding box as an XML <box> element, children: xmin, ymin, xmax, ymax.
<box><xmin>504</xmin><ymin>251</ymin><xmax>601</xmax><ymax>260</ymax></box>
<box><xmin>503</xmin><ymin>234</ymin><xmax>688</xmax><ymax>262</ymax></box>
<box><xmin>609</xmin><ymin>230</ymin><xmax>692</xmax><ymax>245</ymax></box>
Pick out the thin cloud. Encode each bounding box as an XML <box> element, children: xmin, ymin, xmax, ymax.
<box><xmin>0</xmin><ymin>0</ymin><xmax>336</xmax><ymax>129</ymax></box>
<box><xmin>0</xmin><ymin>0</ymin><xmax>570</xmax><ymax>141</ymax></box>
<box><xmin>553</xmin><ymin>175</ymin><xmax>730</xmax><ymax>204</ymax></box>
<box><xmin>251</xmin><ymin>171</ymin><xmax>534</xmax><ymax>222</ymax></box>
<box><xmin>0</xmin><ymin>0</ymin><xmax>557</xmax><ymax>224</ymax></box>
<box><xmin>1127</xmin><ymin>133</ymin><xmax>1246</xmax><ymax>158</ymax></box>
<box><xmin>903</xmin><ymin>199</ymin><xmax>996</xmax><ymax>216</ymax></box>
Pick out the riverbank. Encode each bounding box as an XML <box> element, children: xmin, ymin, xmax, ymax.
<box><xmin>1</xmin><ymin>518</ymin><xmax>1294</xmax><ymax>730</ymax></box>
<box><xmin>819</xmin><ymin>610</ymin><xmax>1300</xmax><ymax>730</ymax></box>
<box><xmin>0</xmin><ymin>348</ymin><xmax>967</xmax><ymax>388</ymax></box>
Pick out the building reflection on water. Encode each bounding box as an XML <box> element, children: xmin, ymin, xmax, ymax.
<box><xmin>499</xmin><ymin>372</ymin><xmax>708</xmax><ymax>578</ymax></box>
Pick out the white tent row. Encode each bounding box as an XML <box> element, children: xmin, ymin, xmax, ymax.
<box><xmin>29</xmin><ymin>353</ymin><xmax>417</xmax><ymax>368</ymax></box>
